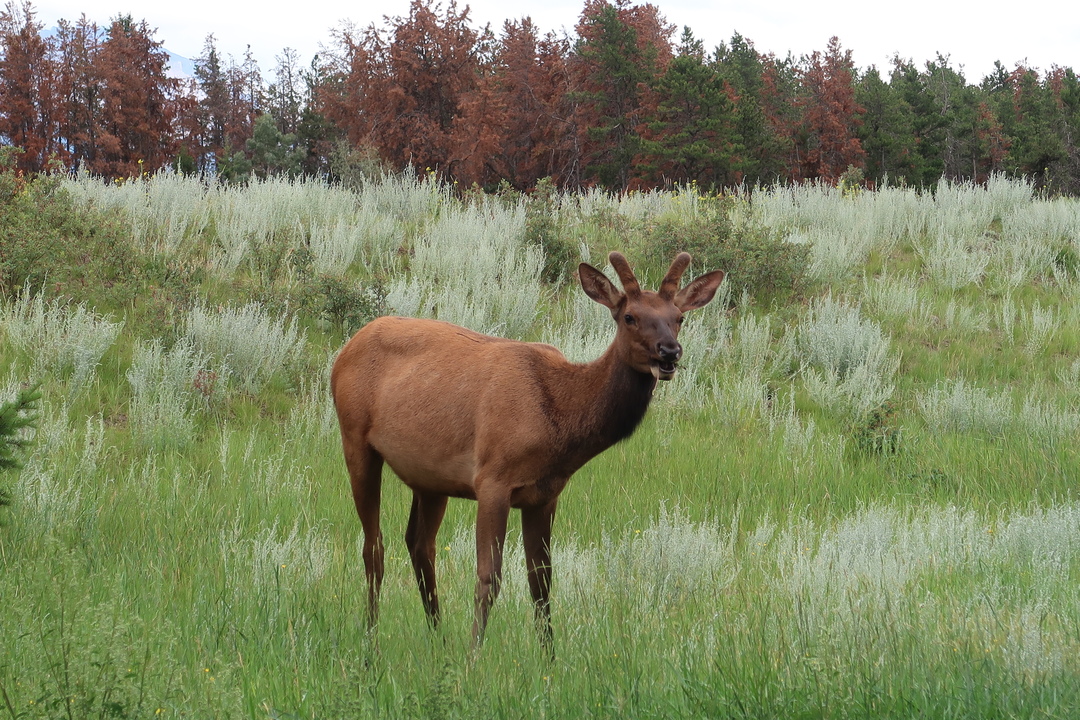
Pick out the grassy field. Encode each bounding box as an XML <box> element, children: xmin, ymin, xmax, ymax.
<box><xmin>2</xmin><ymin>170</ymin><xmax>1080</xmax><ymax>718</ymax></box>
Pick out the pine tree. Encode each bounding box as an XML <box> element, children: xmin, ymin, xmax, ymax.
<box><xmin>794</xmin><ymin>37</ymin><xmax>865</xmax><ymax>182</ymax></box>
<box><xmin>996</xmin><ymin>66</ymin><xmax>1065</xmax><ymax>185</ymax></box>
<box><xmin>246</xmin><ymin>112</ymin><xmax>304</xmax><ymax>178</ymax></box>
<box><xmin>268</xmin><ymin>47</ymin><xmax>303</xmax><ymax>137</ymax></box>
<box><xmin>94</xmin><ymin>14</ymin><xmax>178</xmax><ymax>177</ymax></box>
<box><xmin>856</xmin><ymin>67</ymin><xmax>916</xmax><ymax>185</ymax></box>
<box><xmin>0</xmin><ymin>1</ymin><xmax>59</xmax><ymax>171</ymax></box>
<box><xmin>714</xmin><ymin>33</ymin><xmax>786</xmax><ymax>184</ymax></box>
<box><xmin>54</xmin><ymin>16</ymin><xmax>102</xmax><ymax>171</ymax></box>
<box><xmin>639</xmin><ymin>27</ymin><xmax>738</xmax><ymax>188</ymax></box>
<box><xmin>319</xmin><ymin>0</ymin><xmax>487</xmax><ymax>175</ymax></box>
<box><xmin>0</xmin><ymin>383</ymin><xmax>39</xmax><ymax>507</ymax></box>
<box><xmin>571</xmin><ymin>0</ymin><xmax>673</xmax><ymax>190</ymax></box>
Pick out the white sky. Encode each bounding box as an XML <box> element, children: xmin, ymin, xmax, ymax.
<box><xmin>32</xmin><ymin>0</ymin><xmax>1078</xmax><ymax>82</ymax></box>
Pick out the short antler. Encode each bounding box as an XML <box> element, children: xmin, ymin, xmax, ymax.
<box><xmin>658</xmin><ymin>252</ymin><xmax>692</xmax><ymax>300</ymax></box>
<box><xmin>608</xmin><ymin>252</ymin><xmax>641</xmax><ymax>297</ymax></box>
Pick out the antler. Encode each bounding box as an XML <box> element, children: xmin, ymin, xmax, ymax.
<box><xmin>658</xmin><ymin>252</ymin><xmax>692</xmax><ymax>300</ymax></box>
<box><xmin>608</xmin><ymin>251</ymin><xmax>641</xmax><ymax>297</ymax></box>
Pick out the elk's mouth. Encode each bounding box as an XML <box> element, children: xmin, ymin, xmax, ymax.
<box><xmin>650</xmin><ymin>359</ymin><xmax>679</xmax><ymax>381</ymax></box>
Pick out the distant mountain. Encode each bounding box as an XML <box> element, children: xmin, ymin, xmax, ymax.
<box><xmin>167</xmin><ymin>50</ymin><xmax>196</xmax><ymax>79</ymax></box>
<box><xmin>44</xmin><ymin>26</ymin><xmax>196</xmax><ymax>80</ymax></box>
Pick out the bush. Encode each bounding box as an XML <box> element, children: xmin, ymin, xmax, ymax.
<box><xmin>642</xmin><ymin>195</ymin><xmax>809</xmax><ymax>304</ymax></box>
<box><xmin>0</xmin><ymin>148</ymin><xmax>141</xmax><ymax>307</ymax></box>
<box><xmin>526</xmin><ymin>178</ymin><xmax>576</xmax><ymax>284</ymax></box>
<box><xmin>301</xmin><ymin>273</ymin><xmax>389</xmax><ymax>337</ymax></box>
<box><xmin>1</xmin><ymin>289</ymin><xmax>124</xmax><ymax>390</ymax></box>
<box><xmin>184</xmin><ymin>301</ymin><xmax>307</xmax><ymax>392</ymax></box>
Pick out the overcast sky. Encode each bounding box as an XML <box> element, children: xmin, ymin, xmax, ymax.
<box><xmin>31</xmin><ymin>0</ymin><xmax>1078</xmax><ymax>82</ymax></box>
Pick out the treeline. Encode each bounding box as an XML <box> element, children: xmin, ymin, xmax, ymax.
<box><xmin>1</xmin><ymin>0</ymin><xmax>1079</xmax><ymax>193</ymax></box>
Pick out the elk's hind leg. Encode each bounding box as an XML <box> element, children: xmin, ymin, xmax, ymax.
<box><xmin>405</xmin><ymin>490</ymin><xmax>449</xmax><ymax>626</ymax></box>
<box><xmin>344</xmin><ymin>442</ymin><xmax>385</xmax><ymax>628</ymax></box>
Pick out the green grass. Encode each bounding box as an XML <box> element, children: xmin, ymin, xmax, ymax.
<box><xmin>2</xmin><ymin>171</ymin><xmax>1080</xmax><ymax>717</ymax></box>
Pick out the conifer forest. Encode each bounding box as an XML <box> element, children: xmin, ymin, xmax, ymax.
<box><xmin>0</xmin><ymin>0</ymin><xmax>1077</xmax><ymax>193</ymax></box>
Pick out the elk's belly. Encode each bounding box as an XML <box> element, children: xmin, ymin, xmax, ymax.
<box><xmin>372</xmin><ymin>433</ymin><xmax>478</xmax><ymax>499</ymax></box>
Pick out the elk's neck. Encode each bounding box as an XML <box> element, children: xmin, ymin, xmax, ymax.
<box><xmin>565</xmin><ymin>346</ymin><xmax>657</xmax><ymax>456</ymax></box>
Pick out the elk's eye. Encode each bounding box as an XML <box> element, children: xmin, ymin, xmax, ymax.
<box><xmin>676</xmin><ymin>315</ymin><xmax>685</xmax><ymax>324</ymax></box>
<box><xmin>624</xmin><ymin>313</ymin><xmax>635</xmax><ymax>324</ymax></box>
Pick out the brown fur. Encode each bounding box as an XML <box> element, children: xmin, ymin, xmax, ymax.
<box><xmin>330</xmin><ymin>252</ymin><xmax>725</xmax><ymax>646</ymax></box>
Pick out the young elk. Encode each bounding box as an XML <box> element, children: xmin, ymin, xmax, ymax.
<box><xmin>330</xmin><ymin>251</ymin><xmax>724</xmax><ymax>646</ymax></box>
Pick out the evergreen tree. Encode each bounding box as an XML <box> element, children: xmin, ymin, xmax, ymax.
<box><xmin>0</xmin><ymin>383</ymin><xmax>39</xmax><ymax>508</ymax></box>
<box><xmin>714</xmin><ymin>33</ymin><xmax>785</xmax><ymax>184</ymax></box>
<box><xmin>193</xmin><ymin>34</ymin><xmax>229</xmax><ymax>171</ymax></box>
<box><xmin>992</xmin><ymin>66</ymin><xmax>1065</xmax><ymax>185</ymax></box>
<box><xmin>639</xmin><ymin>27</ymin><xmax>738</xmax><ymax>188</ymax></box>
<box><xmin>1046</xmin><ymin>66</ymin><xmax>1080</xmax><ymax>193</ymax></box>
<box><xmin>54</xmin><ymin>16</ymin><xmax>102</xmax><ymax>171</ymax></box>
<box><xmin>246</xmin><ymin>112</ymin><xmax>304</xmax><ymax>178</ymax></box>
<box><xmin>268</xmin><ymin>47</ymin><xmax>303</xmax><ymax>137</ymax></box>
<box><xmin>794</xmin><ymin>37</ymin><xmax>865</xmax><ymax>182</ymax></box>
<box><xmin>571</xmin><ymin>0</ymin><xmax>672</xmax><ymax>190</ymax></box>
<box><xmin>0</xmin><ymin>1</ymin><xmax>59</xmax><ymax>171</ymax></box>
<box><xmin>857</xmin><ymin>66</ymin><xmax>917</xmax><ymax>184</ymax></box>
<box><xmin>95</xmin><ymin>14</ymin><xmax>177</xmax><ymax>177</ymax></box>
<box><xmin>319</xmin><ymin>0</ymin><xmax>488</xmax><ymax>175</ymax></box>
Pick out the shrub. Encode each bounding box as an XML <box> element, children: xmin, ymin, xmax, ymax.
<box><xmin>126</xmin><ymin>339</ymin><xmax>212</xmax><ymax>451</ymax></box>
<box><xmin>642</xmin><ymin>196</ymin><xmax>809</xmax><ymax>304</ymax></box>
<box><xmin>525</xmin><ymin>178</ymin><xmax>576</xmax><ymax>284</ymax></box>
<box><xmin>0</xmin><ymin>149</ymin><xmax>141</xmax><ymax>307</ymax></box>
<box><xmin>184</xmin><ymin>301</ymin><xmax>306</xmax><ymax>392</ymax></box>
<box><xmin>917</xmin><ymin>378</ymin><xmax>1013</xmax><ymax>437</ymax></box>
<box><xmin>1</xmin><ymin>288</ymin><xmax>124</xmax><ymax>390</ymax></box>
<box><xmin>797</xmin><ymin>295</ymin><xmax>898</xmax><ymax>419</ymax></box>
<box><xmin>301</xmin><ymin>273</ymin><xmax>389</xmax><ymax>337</ymax></box>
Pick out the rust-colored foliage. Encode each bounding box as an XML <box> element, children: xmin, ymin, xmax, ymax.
<box><xmin>451</xmin><ymin>19</ymin><xmax>578</xmax><ymax>189</ymax></box>
<box><xmin>320</xmin><ymin>0</ymin><xmax>487</xmax><ymax>175</ymax></box>
<box><xmin>0</xmin><ymin>1</ymin><xmax>59</xmax><ymax>172</ymax></box>
<box><xmin>794</xmin><ymin>37</ymin><xmax>866</xmax><ymax>182</ymax></box>
<box><xmin>93</xmin><ymin>16</ymin><xmax>179</xmax><ymax>178</ymax></box>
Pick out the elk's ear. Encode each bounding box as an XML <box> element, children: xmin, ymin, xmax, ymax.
<box><xmin>674</xmin><ymin>270</ymin><xmax>726</xmax><ymax>311</ymax></box>
<box><xmin>579</xmin><ymin>262</ymin><xmax>624</xmax><ymax>311</ymax></box>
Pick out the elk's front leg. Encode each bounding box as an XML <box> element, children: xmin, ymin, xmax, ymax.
<box><xmin>472</xmin><ymin>485</ymin><xmax>511</xmax><ymax>646</ymax></box>
<box><xmin>522</xmin><ymin>499</ymin><xmax>557</xmax><ymax>651</ymax></box>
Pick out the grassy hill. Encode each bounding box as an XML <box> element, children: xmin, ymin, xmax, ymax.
<box><xmin>2</xmin><ymin>165</ymin><xmax>1080</xmax><ymax>717</ymax></box>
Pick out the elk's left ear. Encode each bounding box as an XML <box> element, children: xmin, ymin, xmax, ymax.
<box><xmin>674</xmin><ymin>270</ymin><xmax>726</xmax><ymax>311</ymax></box>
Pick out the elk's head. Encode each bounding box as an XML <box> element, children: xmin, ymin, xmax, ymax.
<box><xmin>579</xmin><ymin>252</ymin><xmax>726</xmax><ymax>380</ymax></box>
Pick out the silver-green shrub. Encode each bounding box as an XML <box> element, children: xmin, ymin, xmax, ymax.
<box><xmin>917</xmin><ymin>377</ymin><xmax>1013</xmax><ymax>436</ymax></box>
<box><xmin>1</xmin><ymin>288</ymin><xmax>122</xmax><ymax>391</ymax></box>
<box><xmin>126</xmin><ymin>338</ymin><xmax>218</xmax><ymax>451</ymax></box>
<box><xmin>797</xmin><ymin>295</ymin><xmax>898</xmax><ymax>418</ymax></box>
<box><xmin>386</xmin><ymin>204</ymin><xmax>543</xmax><ymax>339</ymax></box>
<box><xmin>184</xmin><ymin>302</ymin><xmax>306</xmax><ymax>392</ymax></box>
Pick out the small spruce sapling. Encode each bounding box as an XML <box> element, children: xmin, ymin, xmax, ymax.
<box><xmin>0</xmin><ymin>383</ymin><xmax>41</xmax><ymax>507</ymax></box>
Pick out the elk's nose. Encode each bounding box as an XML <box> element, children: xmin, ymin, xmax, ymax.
<box><xmin>658</xmin><ymin>341</ymin><xmax>682</xmax><ymax>362</ymax></box>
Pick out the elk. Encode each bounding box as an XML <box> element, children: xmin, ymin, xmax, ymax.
<box><xmin>330</xmin><ymin>251</ymin><xmax>724</xmax><ymax>645</ymax></box>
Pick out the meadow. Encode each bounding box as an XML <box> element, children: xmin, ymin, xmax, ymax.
<box><xmin>2</xmin><ymin>169</ymin><xmax>1080</xmax><ymax>718</ymax></box>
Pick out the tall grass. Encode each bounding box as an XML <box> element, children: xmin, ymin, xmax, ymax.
<box><xmin>3</xmin><ymin>172</ymin><xmax>1080</xmax><ymax>717</ymax></box>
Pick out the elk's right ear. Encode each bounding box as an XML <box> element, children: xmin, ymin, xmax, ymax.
<box><xmin>578</xmin><ymin>262</ymin><xmax>624</xmax><ymax>311</ymax></box>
